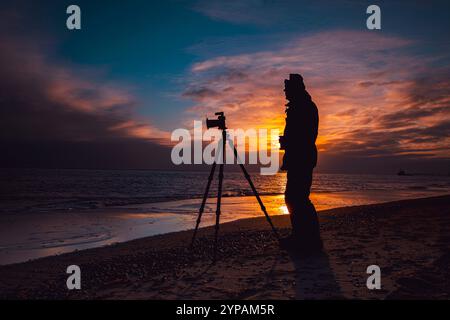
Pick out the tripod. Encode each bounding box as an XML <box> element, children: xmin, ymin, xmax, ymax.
<box><xmin>190</xmin><ymin>127</ymin><xmax>280</xmax><ymax>262</ymax></box>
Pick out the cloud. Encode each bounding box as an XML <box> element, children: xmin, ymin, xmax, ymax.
<box><xmin>0</xmin><ymin>20</ymin><xmax>172</xmax><ymax>169</ymax></box>
<box><xmin>182</xmin><ymin>87</ymin><xmax>221</xmax><ymax>100</ymax></box>
<box><xmin>182</xmin><ymin>30</ymin><xmax>450</xmax><ymax>173</ymax></box>
<box><xmin>192</xmin><ymin>0</ymin><xmax>290</xmax><ymax>26</ymax></box>
<box><xmin>191</xmin><ymin>0</ymin><xmax>355</xmax><ymax>27</ymax></box>
<box><xmin>0</xmin><ymin>38</ymin><xmax>169</xmax><ymax>144</ymax></box>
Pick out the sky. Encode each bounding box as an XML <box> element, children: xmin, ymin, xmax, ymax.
<box><xmin>0</xmin><ymin>0</ymin><xmax>449</xmax><ymax>173</ymax></box>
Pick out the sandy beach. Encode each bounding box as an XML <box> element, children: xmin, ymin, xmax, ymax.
<box><xmin>3</xmin><ymin>187</ymin><xmax>446</xmax><ymax>265</ymax></box>
<box><xmin>0</xmin><ymin>194</ymin><xmax>449</xmax><ymax>300</ymax></box>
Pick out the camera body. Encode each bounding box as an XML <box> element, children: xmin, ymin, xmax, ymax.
<box><xmin>206</xmin><ymin>112</ymin><xmax>226</xmax><ymax>130</ymax></box>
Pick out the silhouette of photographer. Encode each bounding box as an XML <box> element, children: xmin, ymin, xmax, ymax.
<box><xmin>280</xmin><ymin>74</ymin><xmax>323</xmax><ymax>253</ymax></box>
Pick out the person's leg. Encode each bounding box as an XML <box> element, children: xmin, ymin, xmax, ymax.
<box><xmin>285</xmin><ymin>170</ymin><xmax>312</xmax><ymax>234</ymax></box>
<box><xmin>284</xmin><ymin>170</ymin><xmax>322</xmax><ymax>251</ymax></box>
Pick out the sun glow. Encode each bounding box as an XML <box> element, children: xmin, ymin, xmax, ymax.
<box><xmin>280</xmin><ymin>205</ymin><xmax>289</xmax><ymax>215</ymax></box>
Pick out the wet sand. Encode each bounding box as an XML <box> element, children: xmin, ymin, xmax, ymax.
<box><xmin>0</xmin><ymin>194</ymin><xmax>449</xmax><ymax>299</ymax></box>
<box><xmin>1</xmin><ymin>189</ymin><xmax>445</xmax><ymax>265</ymax></box>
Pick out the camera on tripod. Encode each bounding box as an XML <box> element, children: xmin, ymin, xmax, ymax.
<box><xmin>206</xmin><ymin>112</ymin><xmax>226</xmax><ymax>130</ymax></box>
<box><xmin>192</xmin><ymin>111</ymin><xmax>280</xmax><ymax>261</ymax></box>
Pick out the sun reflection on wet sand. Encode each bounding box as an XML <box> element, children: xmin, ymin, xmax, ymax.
<box><xmin>2</xmin><ymin>189</ymin><xmax>448</xmax><ymax>265</ymax></box>
<box><xmin>280</xmin><ymin>205</ymin><xmax>289</xmax><ymax>215</ymax></box>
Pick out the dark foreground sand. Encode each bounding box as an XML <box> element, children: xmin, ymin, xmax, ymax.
<box><xmin>1</xmin><ymin>195</ymin><xmax>449</xmax><ymax>300</ymax></box>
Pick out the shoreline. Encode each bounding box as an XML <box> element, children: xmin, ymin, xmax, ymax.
<box><xmin>1</xmin><ymin>194</ymin><xmax>449</xmax><ymax>299</ymax></box>
<box><xmin>1</xmin><ymin>190</ymin><xmax>448</xmax><ymax>265</ymax></box>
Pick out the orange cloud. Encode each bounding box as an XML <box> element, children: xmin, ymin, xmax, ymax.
<box><xmin>182</xmin><ymin>30</ymin><xmax>450</xmax><ymax>163</ymax></box>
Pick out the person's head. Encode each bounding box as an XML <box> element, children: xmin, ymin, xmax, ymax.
<box><xmin>284</xmin><ymin>74</ymin><xmax>305</xmax><ymax>101</ymax></box>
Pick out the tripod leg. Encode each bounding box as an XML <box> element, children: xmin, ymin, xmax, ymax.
<box><xmin>213</xmin><ymin>131</ymin><xmax>227</xmax><ymax>262</ymax></box>
<box><xmin>191</xmin><ymin>137</ymin><xmax>223</xmax><ymax>248</ymax></box>
<box><xmin>190</xmin><ymin>162</ymin><xmax>217</xmax><ymax>248</ymax></box>
<box><xmin>213</xmin><ymin>163</ymin><xmax>224</xmax><ymax>262</ymax></box>
<box><xmin>227</xmin><ymin>137</ymin><xmax>280</xmax><ymax>240</ymax></box>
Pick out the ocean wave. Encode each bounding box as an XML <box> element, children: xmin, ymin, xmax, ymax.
<box><xmin>1</xmin><ymin>168</ymin><xmax>449</xmax><ymax>213</ymax></box>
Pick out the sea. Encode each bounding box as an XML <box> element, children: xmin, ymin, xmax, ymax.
<box><xmin>1</xmin><ymin>168</ymin><xmax>449</xmax><ymax>214</ymax></box>
<box><xmin>0</xmin><ymin>168</ymin><xmax>449</xmax><ymax>264</ymax></box>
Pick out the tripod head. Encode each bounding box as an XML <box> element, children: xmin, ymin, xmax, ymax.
<box><xmin>206</xmin><ymin>112</ymin><xmax>226</xmax><ymax>130</ymax></box>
